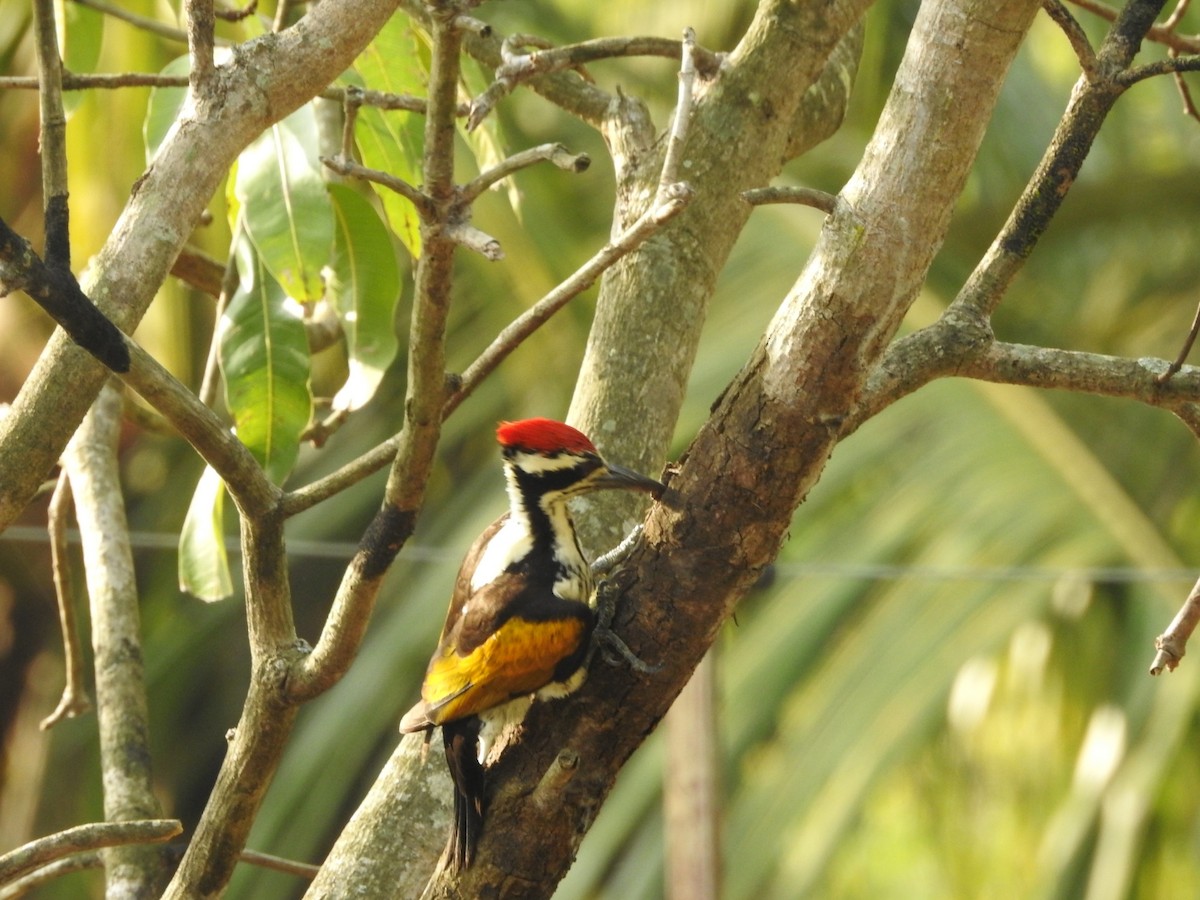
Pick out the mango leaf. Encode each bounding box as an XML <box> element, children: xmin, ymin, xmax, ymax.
<box><xmin>179</xmin><ymin>464</ymin><xmax>234</xmax><ymax>602</ymax></box>
<box><xmin>350</xmin><ymin>14</ymin><xmax>426</xmax><ymax>257</ymax></box>
<box><xmin>235</xmin><ymin>105</ymin><xmax>333</xmax><ymax>302</ymax></box>
<box><xmin>220</xmin><ymin>234</ymin><xmax>312</xmax><ymax>483</ymax></box>
<box><xmin>143</xmin><ymin>56</ymin><xmax>191</xmax><ymax>163</ymax></box>
<box><xmin>327</xmin><ymin>184</ymin><xmax>401</xmax><ymax>412</ymax></box>
<box><xmin>56</xmin><ymin>0</ymin><xmax>102</xmax><ymax>118</ymax></box>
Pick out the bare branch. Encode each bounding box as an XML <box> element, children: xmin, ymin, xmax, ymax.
<box><xmin>1165</xmin><ymin>0</ymin><xmax>1194</xmax><ymax>27</ymax></box>
<box><xmin>0</xmin><ymin>216</ymin><xmax>278</xmax><ymax>515</ymax></box>
<box><xmin>40</xmin><ymin>473</ymin><xmax>92</xmax><ymax>730</ymax></box>
<box><xmin>239</xmin><ymin>848</ymin><xmax>321</xmax><ymax>880</ymax></box>
<box><xmin>64</xmin><ymin>384</ymin><xmax>171</xmax><ymax>893</ymax></box>
<box><xmin>215</xmin><ymin>0</ymin><xmax>257</xmax><ymax>22</ymax></box>
<box><xmin>288</xmin><ymin>6</ymin><xmax>470</xmax><ymax>703</ymax></box>
<box><xmin>1120</xmin><ymin>51</ymin><xmax>1200</xmax><ymax>84</ymax></box>
<box><xmin>742</xmin><ymin>185</ymin><xmax>837</xmax><ymax>213</ymax></box>
<box><xmin>0</xmin><ymin>852</ymin><xmax>102</xmax><ymax>900</ymax></box>
<box><xmin>853</xmin><ymin>310</ymin><xmax>1200</xmax><ymax>433</ymax></box>
<box><xmin>1042</xmin><ymin>0</ymin><xmax>1102</xmax><ymax>79</ymax></box>
<box><xmin>445</xmin><ymin>221</ymin><xmax>503</xmax><ymax>259</ymax></box>
<box><xmin>170</xmin><ymin>245</ymin><xmax>226</xmax><ymax>297</ymax></box>
<box><xmin>0</xmin><ymin>820</ymin><xmax>181</xmax><ymax>886</ymax></box>
<box><xmin>461</xmin><ymin>26</ymin><xmax>721</xmax><ymax>130</ymax></box>
<box><xmin>657</xmin><ymin>27</ymin><xmax>696</xmax><ymax>203</ymax></box>
<box><xmin>32</xmin><ymin>0</ymin><xmax>70</xmax><ymax>268</ymax></box>
<box><xmin>321</xmin><ymin>156</ymin><xmax>432</xmax><ymax>215</ymax></box>
<box><xmin>185</xmin><ymin>0</ymin><xmax>217</xmax><ymax>93</ymax></box>
<box><xmin>280</xmin><ymin>436</ymin><xmax>401</xmax><ymax>515</ymax></box>
<box><xmin>444</xmin><ymin>182</ymin><xmax>694</xmax><ymax>418</ymax></box>
<box><xmin>1068</xmin><ymin>0</ymin><xmax>1200</xmax><ymax>53</ymax></box>
<box><xmin>459</xmin><ymin>143</ymin><xmax>590</xmax><ymax>204</ymax></box>
<box><xmin>0</xmin><ymin>72</ymin><xmax>192</xmax><ymax>90</ymax></box>
<box><xmin>73</xmin><ymin>0</ymin><xmax>217</xmax><ymax>45</ymax></box>
<box><xmin>1159</xmin><ymin>295</ymin><xmax>1200</xmax><ymax>383</ymax></box>
<box><xmin>1151</xmin><ymin>574</ymin><xmax>1200</xmax><ymax>673</ymax></box>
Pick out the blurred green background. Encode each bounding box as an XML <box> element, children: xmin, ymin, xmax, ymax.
<box><xmin>3</xmin><ymin>1</ymin><xmax>1200</xmax><ymax>897</ymax></box>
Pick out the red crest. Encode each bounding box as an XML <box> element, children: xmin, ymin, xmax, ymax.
<box><xmin>496</xmin><ymin>418</ymin><xmax>597</xmax><ymax>454</ymax></box>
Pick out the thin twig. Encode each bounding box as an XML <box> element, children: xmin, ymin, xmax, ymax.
<box><xmin>185</xmin><ymin>0</ymin><xmax>216</xmax><ymax>94</ymax></box>
<box><xmin>1120</xmin><ymin>52</ymin><xmax>1200</xmax><ymax>85</ymax></box>
<box><xmin>656</xmin><ymin>27</ymin><xmax>696</xmax><ymax>203</ymax></box>
<box><xmin>1042</xmin><ymin>0</ymin><xmax>1102</xmax><ymax>79</ymax></box>
<box><xmin>742</xmin><ymin>185</ymin><xmax>837</xmax><ymax>213</ymax></box>
<box><xmin>0</xmin><ymin>820</ymin><xmax>182</xmax><ymax>885</ymax></box>
<box><xmin>72</xmin><ymin>0</ymin><xmax>210</xmax><ymax>44</ymax></box>
<box><xmin>1158</xmin><ymin>296</ymin><xmax>1200</xmax><ymax>383</ymax></box>
<box><xmin>32</xmin><ymin>0</ymin><xmax>70</xmax><ymax>268</ymax></box>
<box><xmin>239</xmin><ymin>848</ymin><xmax>321</xmax><ymax>880</ymax></box>
<box><xmin>466</xmin><ymin>33</ymin><xmax>722</xmax><ymax>130</ymax></box>
<box><xmin>444</xmin><ymin>221</ymin><xmax>503</xmax><ymax>259</ymax></box>
<box><xmin>214</xmin><ymin>0</ymin><xmax>257</xmax><ymax>22</ymax></box>
<box><xmin>444</xmin><ymin>185</ymin><xmax>693</xmax><ymax>418</ymax></box>
<box><xmin>170</xmin><ymin>245</ymin><xmax>226</xmax><ymax>298</ymax></box>
<box><xmin>339</xmin><ymin>85</ymin><xmax>364</xmax><ymax>161</ymax></box>
<box><xmin>1151</xmin><ymin>574</ymin><xmax>1200</xmax><ymax>673</ymax></box>
<box><xmin>459</xmin><ymin>143</ymin><xmax>590</xmax><ymax>204</ymax></box>
<box><xmin>1068</xmin><ymin>0</ymin><xmax>1200</xmax><ymax>53</ymax></box>
<box><xmin>287</xmin><ymin>3</ymin><xmax>469</xmax><ymax>702</ymax></box>
<box><xmin>40</xmin><ymin>472</ymin><xmax>92</xmax><ymax>730</ymax></box>
<box><xmin>320</xmin><ymin>156</ymin><xmax>432</xmax><ymax>215</ymax></box>
<box><xmin>280</xmin><ymin>434</ymin><xmax>402</xmax><ymax>515</ymax></box>
<box><xmin>1170</xmin><ymin>48</ymin><xmax>1200</xmax><ymax>120</ymax></box>
<box><xmin>0</xmin><ymin>852</ymin><xmax>103</xmax><ymax>899</ymax></box>
<box><xmin>0</xmin><ymin>73</ymin><xmax>192</xmax><ymax>90</ymax></box>
<box><xmin>1164</xmin><ymin>0</ymin><xmax>1194</xmax><ymax>29</ymax></box>
<box><xmin>273</xmin><ymin>0</ymin><xmax>299</xmax><ymax>31</ymax></box>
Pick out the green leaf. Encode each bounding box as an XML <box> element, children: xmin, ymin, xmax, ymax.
<box><xmin>178</xmin><ymin>464</ymin><xmax>233</xmax><ymax>602</ymax></box>
<box><xmin>220</xmin><ymin>235</ymin><xmax>312</xmax><ymax>483</ymax></box>
<box><xmin>327</xmin><ymin>184</ymin><xmax>401</xmax><ymax>412</ymax></box>
<box><xmin>143</xmin><ymin>56</ymin><xmax>191</xmax><ymax>163</ymax></box>
<box><xmin>57</xmin><ymin>0</ymin><xmax>103</xmax><ymax>118</ymax></box>
<box><xmin>350</xmin><ymin>14</ymin><xmax>426</xmax><ymax>257</ymax></box>
<box><xmin>235</xmin><ymin>105</ymin><xmax>334</xmax><ymax>302</ymax></box>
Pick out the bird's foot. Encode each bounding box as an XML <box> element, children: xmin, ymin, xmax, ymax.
<box><xmin>590</xmin><ymin>569</ymin><xmax>660</xmax><ymax>674</ymax></box>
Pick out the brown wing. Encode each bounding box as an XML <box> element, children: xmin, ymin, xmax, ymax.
<box><xmin>434</xmin><ymin>513</ymin><xmax>509</xmax><ymax>645</ymax></box>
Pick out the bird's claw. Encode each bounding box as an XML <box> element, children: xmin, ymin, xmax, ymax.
<box><xmin>588</xmin><ymin>566</ymin><xmax>659</xmax><ymax>674</ymax></box>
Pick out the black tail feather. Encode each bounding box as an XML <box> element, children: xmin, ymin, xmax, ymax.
<box><xmin>442</xmin><ymin>718</ymin><xmax>485</xmax><ymax>870</ymax></box>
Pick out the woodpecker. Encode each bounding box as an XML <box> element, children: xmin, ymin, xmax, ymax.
<box><xmin>399</xmin><ymin>418</ymin><xmax>663</xmax><ymax>871</ymax></box>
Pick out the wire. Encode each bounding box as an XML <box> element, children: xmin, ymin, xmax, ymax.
<box><xmin>2</xmin><ymin>526</ymin><xmax>1196</xmax><ymax>584</ymax></box>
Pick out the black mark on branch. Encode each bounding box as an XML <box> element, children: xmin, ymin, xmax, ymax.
<box><xmin>0</xmin><ymin>218</ymin><xmax>131</xmax><ymax>373</ymax></box>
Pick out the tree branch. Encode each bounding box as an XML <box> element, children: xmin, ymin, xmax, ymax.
<box><xmin>1150</xmin><ymin>573</ymin><xmax>1200</xmax><ymax>673</ymax></box>
<box><xmin>465</xmin><ymin>32</ymin><xmax>722</xmax><ymax>130</ymax></box>
<box><xmin>1068</xmin><ymin>0</ymin><xmax>1200</xmax><ymax>53</ymax></box>
<box><xmin>320</xmin><ymin>156</ymin><xmax>433</xmax><ymax>214</ymax></box>
<box><xmin>742</xmin><ymin>185</ymin><xmax>837</xmax><ymax>213</ymax></box>
<box><xmin>287</xmin><ymin>4</ymin><xmax>469</xmax><ymax>704</ymax></box>
<box><xmin>459</xmin><ymin>142</ymin><xmax>590</xmax><ymax>203</ymax></box>
<box><xmin>185</xmin><ymin>0</ymin><xmax>217</xmax><ymax>94</ymax></box>
<box><xmin>444</xmin><ymin>181</ymin><xmax>693</xmax><ymax>418</ymax></box>
<box><xmin>0</xmin><ymin>820</ymin><xmax>181</xmax><ymax>887</ymax></box>
<box><xmin>63</xmin><ymin>383</ymin><xmax>171</xmax><ymax>896</ymax></box>
<box><xmin>1043</xmin><ymin>0</ymin><xmax>1102</xmax><ymax>79</ymax></box>
<box><xmin>40</xmin><ymin>472</ymin><xmax>92</xmax><ymax>730</ymax></box>
<box><xmin>951</xmin><ymin>0</ymin><xmax>1166</xmax><ymax>325</ymax></box>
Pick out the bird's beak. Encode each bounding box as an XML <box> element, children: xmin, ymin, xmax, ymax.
<box><xmin>592</xmin><ymin>463</ymin><xmax>665</xmax><ymax>499</ymax></box>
